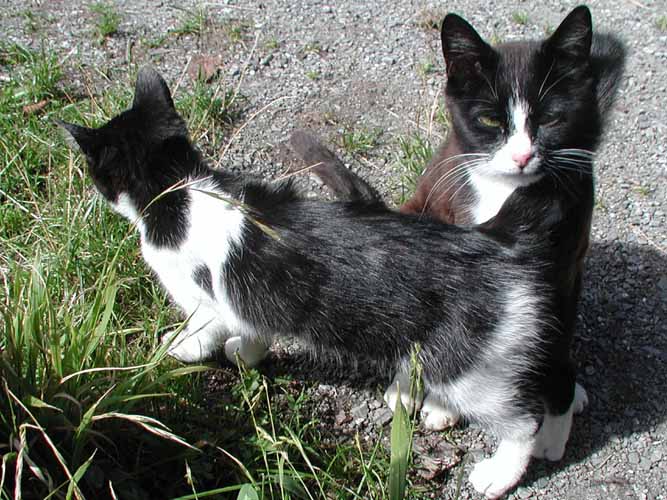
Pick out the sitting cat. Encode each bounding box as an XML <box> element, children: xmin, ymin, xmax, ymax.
<box><xmin>290</xmin><ymin>5</ymin><xmax>624</xmax><ymax>431</ymax></box>
<box><xmin>62</xmin><ymin>66</ymin><xmax>578</xmax><ymax>498</ymax></box>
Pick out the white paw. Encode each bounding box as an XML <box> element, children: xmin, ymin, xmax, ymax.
<box><xmin>573</xmin><ymin>383</ymin><xmax>588</xmax><ymax>414</ymax></box>
<box><xmin>167</xmin><ymin>333</ymin><xmax>211</xmax><ymax>363</ymax></box>
<box><xmin>224</xmin><ymin>336</ymin><xmax>268</xmax><ymax>368</ymax></box>
<box><xmin>420</xmin><ymin>395</ymin><xmax>459</xmax><ymax>431</ymax></box>
<box><xmin>383</xmin><ymin>377</ymin><xmax>423</xmax><ymax>414</ymax></box>
<box><xmin>469</xmin><ymin>457</ymin><xmax>522</xmax><ymax>499</ymax></box>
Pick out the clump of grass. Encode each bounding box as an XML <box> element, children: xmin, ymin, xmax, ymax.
<box><xmin>417</xmin><ymin>8</ymin><xmax>444</xmax><ymax>31</ymax></box>
<box><xmin>302</xmin><ymin>41</ymin><xmax>322</xmax><ymax>55</ymax></box>
<box><xmin>417</xmin><ymin>60</ymin><xmax>436</xmax><ymax>77</ymax></box>
<box><xmin>172</xmin><ymin>5</ymin><xmax>209</xmax><ymax>37</ymax></box>
<box><xmin>264</xmin><ymin>37</ymin><xmax>280</xmax><ymax>50</ymax></box>
<box><xmin>395</xmin><ymin>134</ymin><xmax>433</xmax><ymax>203</ymax></box>
<box><xmin>225</xmin><ymin>19</ymin><xmax>253</xmax><ymax>43</ymax></box>
<box><xmin>656</xmin><ymin>15</ymin><xmax>667</xmax><ymax>32</ymax></box>
<box><xmin>305</xmin><ymin>69</ymin><xmax>320</xmax><ymax>80</ymax></box>
<box><xmin>90</xmin><ymin>2</ymin><xmax>121</xmax><ymax>43</ymax></box>
<box><xmin>512</xmin><ymin>11</ymin><xmax>529</xmax><ymax>26</ymax></box>
<box><xmin>338</xmin><ymin>126</ymin><xmax>383</xmax><ymax>155</ymax></box>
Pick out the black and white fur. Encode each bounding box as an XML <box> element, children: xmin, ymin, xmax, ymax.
<box><xmin>61</xmin><ymin>67</ymin><xmax>575</xmax><ymax>498</ymax></box>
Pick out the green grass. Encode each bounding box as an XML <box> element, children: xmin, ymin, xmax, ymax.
<box><xmin>305</xmin><ymin>70</ymin><xmax>320</xmax><ymax>81</ymax></box>
<box><xmin>338</xmin><ymin>127</ymin><xmax>383</xmax><ymax>155</ymax></box>
<box><xmin>416</xmin><ymin>9</ymin><xmax>444</xmax><ymax>31</ymax></box>
<box><xmin>90</xmin><ymin>2</ymin><xmax>121</xmax><ymax>43</ymax></box>
<box><xmin>417</xmin><ymin>60</ymin><xmax>436</xmax><ymax>77</ymax></box>
<box><xmin>511</xmin><ymin>11</ymin><xmax>529</xmax><ymax>26</ymax></box>
<box><xmin>0</xmin><ymin>41</ymin><xmax>430</xmax><ymax>499</ymax></box>
<box><xmin>656</xmin><ymin>15</ymin><xmax>667</xmax><ymax>32</ymax></box>
<box><xmin>172</xmin><ymin>5</ymin><xmax>209</xmax><ymax>37</ymax></box>
<box><xmin>394</xmin><ymin>134</ymin><xmax>434</xmax><ymax>204</ymax></box>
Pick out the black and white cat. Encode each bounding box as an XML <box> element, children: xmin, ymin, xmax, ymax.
<box><xmin>291</xmin><ymin>3</ymin><xmax>623</xmax><ymax>448</ymax></box>
<box><xmin>62</xmin><ymin>67</ymin><xmax>579</xmax><ymax>498</ymax></box>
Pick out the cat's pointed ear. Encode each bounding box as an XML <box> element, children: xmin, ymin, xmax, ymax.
<box><xmin>56</xmin><ymin>119</ymin><xmax>97</xmax><ymax>154</ymax></box>
<box><xmin>133</xmin><ymin>66</ymin><xmax>176</xmax><ymax>111</ymax></box>
<box><xmin>441</xmin><ymin>13</ymin><xmax>493</xmax><ymax>76</ymax></box>
<box><xmin>545</xmin><ymin>5</ymin><xmax>592</xmax><ymax>59</ymax></box>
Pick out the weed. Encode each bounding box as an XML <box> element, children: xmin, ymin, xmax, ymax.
<box><xmin>225</xmin><ymin>19</ymin><xmax>252</xmax><ymax>43</ymax></box>
<box><xmin>338</xmin><ymin>127</ymin><xmax>383</xmax><ymax>155</ymax></box>
<box><xmin>90</xmin><ymin>2</ymin><xmax>121</xmax><ymax>42</ymax></box>
<box><xmin>305</xmin><ymin>70</ymin><xmax>321</xmax><ymax>80</ymax></box>
<box><xmin>395</xmin><ymin>134</ymin><xmax>433</xmax><ymax>203</ymax></box>
<box><xmin>172</xmin><ymin>5</ymin><xmax>209</xmax><ymax>37</ymax></box>
<box><xmin>656</xmin><ymin>16</ymin><xmax>667</xmax><ymax>32</ymax></box>
<box><xmin>512</xmin><ymin>11</ymin><xmax>529</xmax><ymax>26</ymax></box>
<box><xmin>264</xmin><ymin>37</ymin><xmax>280</xmax><ymax>50</ymax></box>
<box><xmin>418</xmin><ymin>60</ymin><xmax>436</xmax><ymax>77</ymax></box>
<box><xmin>21</xmin><ymin>9</ymin><xmax>40</xmax><ymax>33</ymax></box>
<box><xmin>303</xmin><ymin>41</ymin><xmax>322</xmax><ymax>55</ymax></box>
<box><xmin>417</xmin><ymin>8</ymin><xmax>444</xmax><ymax>31</ymax></box>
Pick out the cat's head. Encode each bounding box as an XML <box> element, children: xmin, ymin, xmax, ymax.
<box><xmin>59</xmin><ymin>67</ymin><xmax>189</xmax><ymax>208</ymax></box>
<box><xmin>441</xmin><ymin>6</ymin><xmax>600</xmax><ymax>186</ymax></box>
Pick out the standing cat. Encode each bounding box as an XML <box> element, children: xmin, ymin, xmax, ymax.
<box><xmin>290</xmin><ymin>4</ymin><xmax>624</xmax><ymax>430</ymax></box>
<box><xmin>62</xmin><ymin>67</ymin><xmax>577</xmax><ymax>498</ymax></box>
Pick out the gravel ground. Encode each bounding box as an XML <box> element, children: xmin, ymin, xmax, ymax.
<box><xmin>4</xmin><ymin>0</ymin><xmax>666</xmax><ymax>498</ymax></box>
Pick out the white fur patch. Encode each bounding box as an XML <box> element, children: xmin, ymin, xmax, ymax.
<box><xmin>120</xmin><ymin>179</ymin><xmax>268</xmax><ymax>363</ymax></box>
<box><xmin>384</xmin><ymin>370</ymin><xmax>424</xmax><ymax>414</ymax></box>
<box><xmin>469</xmin><ymin>173</ymin><xmax>523</xmax><ymax>224</ymax></box>
<box><xmin>112</xmin><ymin>192</ymin><xmax>142</xmax><ymax>223</ymax></box>
<box><xmin>420</xmin><ymin>392</ymin><xmax>460</xmax><ymax>430</ymax></box>
<box><xmin>470</xmin><ymin>99</ymin><xmax>541</xmax><ymax>223</ymax></box>
<box><xmin>469</xmin><ymin>436</ymin><xmax>535</xmax><ymax>499</ymax></box>
<box><xmin>532</xmin><ymin>383</ymin><xmax>588</xmax><ymax>461</ymax></box>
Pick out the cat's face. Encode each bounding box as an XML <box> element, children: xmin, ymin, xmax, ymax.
<box><xmin>59</xmin><ymin>67</ymin><xmax>187</xmax><ymax>205</ymax></box>
<box><xmin>442</xmin><ymin>6</ymin><xmax>600</xmax><ymax>186</ymax></box>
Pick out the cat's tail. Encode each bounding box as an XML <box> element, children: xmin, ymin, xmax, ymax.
<box><xmin>288</xmin><ymin>130</ymin><xmax>383</xmax><ymax>204</ymax></box>
<box><xmin>591</xmin><ymin>33</ymin><xmax>626</xmax><ymax>121</ymax></box>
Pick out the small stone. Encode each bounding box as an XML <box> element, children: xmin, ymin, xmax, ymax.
<box><xmin>335</xmin><ymin>409</ymin><xmax>351</xmax><ymax>426</ymax></box>
<box><xmin>628</xmin><ymin>452</ymin><xmax>640</xmax><ymax>465</ymax></box>
<box><xmin>372</xmin><ymin>407</ymin><xmax>394</xmax><ymax>426</ymax></box>
<box><xmin>515</xmin><ymin>486</ymin><xmax>532</xmax><ymax>499</ymax></box>
<box><xmin>351</xmin><ymin>401</ymin><xmax>369</xmax><ymax>421</ymax></box>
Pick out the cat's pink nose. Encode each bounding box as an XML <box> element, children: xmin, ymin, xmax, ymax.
<box><xmin>512</xmin><ymin>151</ymin><xmax>533</xmax><ymax>169</ymax></box>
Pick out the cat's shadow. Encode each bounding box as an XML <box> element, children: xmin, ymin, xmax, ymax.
<box><xmin>526</xmin><ymin>239</ymin><xmax>667</xmax><ymax>482</ymax></box>
<box><xmin>258</xmin><ymin>239</ymin><xmax>667</xmax><ymax>482</ymax></box>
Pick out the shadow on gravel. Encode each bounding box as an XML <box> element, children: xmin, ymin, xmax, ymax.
<box><xmin>525</xmin><ymin>239</ymin><xmax>667</xmax><ymax>484</ymax></box>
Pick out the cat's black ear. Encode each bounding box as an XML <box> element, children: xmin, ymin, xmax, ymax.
<box><xmin>56</xmin><ymin>119</ymin><xmax>98</xmax><ymax>154</ymax></box>
<box><xmin>133</xmin><ymin>66</ymin><xmax>176</xmax><ymax>111</ymax></box>
<box><xmin>441</xmin><ymin>13</ymin><xmax>493</xmax><ymax>76</ymax></box>
<box><xmin>545</xmin><ymin>5</ymin><xmax>592</xmax><ymax>60</ymax></box>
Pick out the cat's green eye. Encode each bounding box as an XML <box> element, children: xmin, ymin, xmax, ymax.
<box><xmin>478</xmin><ymin>116</ymin><xmax>502</xmax><ymax>128</ymax></box>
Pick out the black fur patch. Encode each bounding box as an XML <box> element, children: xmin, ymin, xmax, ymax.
<box><xmin>192</xmin><ymin>265</ymin><xmax>213</xmax><ymax>298</ymax></box>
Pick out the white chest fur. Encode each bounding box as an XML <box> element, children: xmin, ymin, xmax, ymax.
<box><xmin>469</xmin><ymin>173</ymin><xmax>520</xmax><ymax>224</ymax></box>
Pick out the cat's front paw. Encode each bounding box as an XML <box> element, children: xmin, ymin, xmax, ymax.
<box><xmin>469</xmin><ymin>456</ymin><xmax>523</xmax><ymax>499</ymax></box>
<box><xmin>383</xmin><ymin>378</ymin><xmax>423</xmax><ymax>414</ymax></box>
<box><xmin>420</xmin><ymin>394</ymin><xmax>460</xmax><ymax>431</ymax></box>
<box><xmin>224</xmin><ymin>336</ymin><xmax>268</xmax><ymax>368</ymax></box>
<box><xmin>166</xmin><ymin>333</ymin><xmax>212</xmax><ymax>363</ymax></box>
